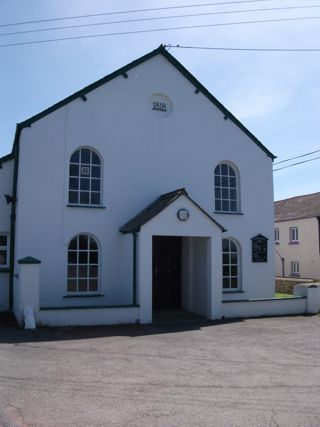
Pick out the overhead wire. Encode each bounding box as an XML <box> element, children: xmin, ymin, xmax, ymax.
<box><xmin>273</xmin><ymin>156</ymin><xmax>320</xmax><ymax>171</ymax></box>
<box><xmin>1</xmin><ymin>4</ymin><xmax>319</xmax><ymax>37</ymax></box>
<box><xmin>0</xmin><ymin>0</ymin><xmax>275</xmax><ymax>27</ymax></box>
<box><xmin>274</xmin><ymin>149</ymin><xmax>320</xmax><ymax>165</ymax></box>
<box><xmin>165</xmin><ymin>44</ymin><xmax>320</xmax><ymax>52</ymax></box>
<box><xmin>1</xmin><ymin>15</ymin><xmax>320</xmax><ymax>48</ymax></box>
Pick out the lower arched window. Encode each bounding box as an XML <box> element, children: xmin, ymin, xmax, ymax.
<box><xmin>222</xmin><ymin>238</ymin><xmax>240</xmax><ymax>290</ymax></box>
<box><xmin>67</xmin><ymin>234</ymin><xmax>99</xmax><ymax>293</ymax></box>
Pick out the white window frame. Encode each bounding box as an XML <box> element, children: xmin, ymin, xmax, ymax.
<box><xmin>68</xmin><ymin>147</ymin><xmax>102</xmax><ymax>206</ymax></box>
<box><xmin>222</xmin><ymin>238</ymin><xmax>241</xmax><ymax>291</ymax></box>
<box><xmin>67</xmin><ymin>234</ymin><xmax>100</xmax><ymax>294</ymax></box>
<box><xmin>290</xmin><ymin>227</ymin><xmax>299</xmax><ymax>243</ymax></box>
<box><xmin>291</xmin><ymin>261</ymin><xmax>299</xmax><ymax>275</ymax></box>
<box><xmin>214</xmin><ymin>162</ymin><xmax>240</xmax><ymax>213</ymax></box>
<box><xmin>0</xmin><ymin>233</ymin><xmax>9</xmax><ymax>269</ymax></box>
<box><xmin>274</xmin><ymin>228</ymin><xmax>279</xmax><ymax>243</ymax></box>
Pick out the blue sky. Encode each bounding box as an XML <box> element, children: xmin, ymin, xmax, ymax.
<box><xmin>1</xmin><ymin>0</ymin><xmax>319</xmax><ymax>201</ymax></box>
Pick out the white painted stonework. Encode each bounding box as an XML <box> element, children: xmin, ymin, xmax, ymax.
<box><xmin>0</xmin><ymin>46</ymin><xmax>288</xmax><ymax>326</ymax></box>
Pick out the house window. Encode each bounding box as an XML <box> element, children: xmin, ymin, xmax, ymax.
<box><xmin>290</xmin><ymin>227</ymin><xmax>299</xmax><ymax>243</ymax></box>
<box><xmin>291</xmin><ymin>261</ymin><xmax>299</xmax><ymax>276</ymax></box>
<box><xmin>69</xmin><ymin>148</ymin><xmax>102</xmax><ymax>206</ymax></box>
<box><xmin>274</xmin><ymin>228</ymin><xmax>279</xmax><ymax>243</ymax></box>
<box><xmin>0</xmin><ymin>234</ymin><xmax>9</xmax><ymax>268</ymax></box>
<box><xmin>67</xmin><ymin>234</ymin><xmax>99</xmax><ymax>293</ymax></box>
<box><xmin>214</xmin><ymin>163</ymin><xmax>238</xmax><ymax>212</ymax></box>
<box><xmin>222</xmin><ymin>238</ymin><xmax>240</xmax><ymax>290</ymax></box>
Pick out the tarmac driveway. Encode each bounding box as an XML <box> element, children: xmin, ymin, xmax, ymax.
<box><xmin>0</xmin><ymin>315</ymin><xmax>319</xmax><ymax>426</ymax></box>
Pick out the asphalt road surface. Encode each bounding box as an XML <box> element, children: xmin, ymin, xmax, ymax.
<box><xmin>0</xmin><ymin>315</ymin><xmax>319</xmax><ymax>426</ymax></box>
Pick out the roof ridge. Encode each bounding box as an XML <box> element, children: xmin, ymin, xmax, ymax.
<box><xmin>275</xmin><ymin>191</ymin><xmax>320</xmax><ymax>203</ymax></box>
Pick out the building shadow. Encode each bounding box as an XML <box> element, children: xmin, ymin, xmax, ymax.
<box><xmin>0</xmin><ymin>311</ymin><xmax>244</xmax><ymax>344</ymax></box>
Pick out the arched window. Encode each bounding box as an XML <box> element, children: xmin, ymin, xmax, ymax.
<box><xmin>222</xmin><ymin>238</ymin><xmax>240</xmax><ymax>290</ymax></box>
<box><xmin>67</xmin><ymin>234</ymin><xmax>99</xmax><ymax>293</ymax></box>
<box><xmin>214</xmin><ymin>163</ymin><xmax>238</xmax><ymax>212</ymax></box>
<box><xmin>69</xmin><ymin>148</ymin><xmax>102</xmax><ymax>205</ymax></box>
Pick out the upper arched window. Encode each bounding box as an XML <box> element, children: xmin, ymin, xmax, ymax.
<box><xmin>222</xmin><ymin>238</ymin><xmax>241</xmax><ymax>291</ymax></box>
<box><xmin>67</xmin><ymin>234</ymin><xmax>99</xmax><ymax>293</ymax></box>
<box><xmin>214</xmin><ymin>163</ymin><xmax>238</xmax><ymax>212</ymax></box>
<box><xmin>69</xmin><ymin>148</ymin><xmax>102</xmax><ymax>206</ymax></box>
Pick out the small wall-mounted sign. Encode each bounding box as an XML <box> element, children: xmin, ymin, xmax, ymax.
<box><xmin>152</xmin><ymin>101</ymin><xmax>167</xmax><ymax>112</ymax></box>
<box><xmin>251</xmin><ymin>234</ymin><xmax>268</xmax><ymax>262</ymax></box>
<box><xmin>177</xmin><ymin>209</ymin><xmax>189</xmax><ymax>221</ymax></box>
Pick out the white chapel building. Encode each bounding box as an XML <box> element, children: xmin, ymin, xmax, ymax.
<box><xmin>0</xmin><ymin>45</ymin><xmax>277</xmax><ymax>326</ymax></box>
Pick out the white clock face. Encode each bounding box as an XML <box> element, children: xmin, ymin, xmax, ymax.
<box><xmin>177</xmin><ymin>209</ymin><xmax>189</xmax><ymax>221</ymax></box>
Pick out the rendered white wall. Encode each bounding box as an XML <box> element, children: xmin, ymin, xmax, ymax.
<box><xmin>275</xmin><ymin>218</ymin><xmax>320</xmax><ymax>279</ymax></box>
<box><xmin>14</xmin><ymin>53</ymin><xmax>274</xmax><ymax>311</ymax></box>
<box><xmin>222</xmin><ymin>297</ymin><xmax>306</xmax><ymax>318</ymax></box>
<box><xmin>181</xmin><ymin>237</ymin><xmax>209</xmax><ymax>316</ymax></box>
<box><xmin>37</xmin><ymin>307</ymin><xmax>140</xmax><ymax>326</ymax></box>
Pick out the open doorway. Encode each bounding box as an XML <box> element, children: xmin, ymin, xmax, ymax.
<box><xmin>152</xmin><ymin>236</ymin><xmax>182</xmax><ymax>310</ymax></box>
<box><xmin>152</xmin><ymin>236</ymin><xmax>210</xmax><ymax>323</ymax></box>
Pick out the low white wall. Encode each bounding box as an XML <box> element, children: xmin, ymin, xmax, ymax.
<box><xmin>37</xmin><ymin>306</ymin><xmax>140</xmax><ymax>326</ymax></box>
<box><xmin>222</xmin><ymin>297</ymin><xmax>306</xmax><ymax>319</ymax></box>
<box><xmin>294</xmin><ymin>283</ymin><xmax>320</xmax><ymax>314</ymax></box>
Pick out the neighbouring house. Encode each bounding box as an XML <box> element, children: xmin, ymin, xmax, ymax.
<box><xmin>0</xmin><ymin>45</ymin><xmax>279</xmax><ymax>326</ymax></box>
<box><xmin>274</xmin><ymin>192</ymin><xmax>320</xmax><ymax>279</ymax></box>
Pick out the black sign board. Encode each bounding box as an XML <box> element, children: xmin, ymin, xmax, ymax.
<box><xmin>251</xmin><ymin>234</ymin><xmax>268</xmax><ymax>262</ymax></box>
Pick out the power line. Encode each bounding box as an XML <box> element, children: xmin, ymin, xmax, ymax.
<box><xmin>1</xmin><ymin>15</ymin><xmax>320</xmax><ymax>49</ymax></box>
<box><xmin>0</xmin><ymin>0</ymin><xmax>273</xmax><ymax>27</ymax></box>
<box><xmin>1</xmin><ymin>5</ymin><xmax>319</xmax><ymax>38</ymax></box>
<box><xmin>273</xmin><ymin>156</ymin><xmax>320</xmax><ymax>171</ymax></box>
<box><xmin>166</xmin><ymin>44</ymin><xmax>320</xmax><ymax>52</ymax></box>
<box><xmin>274</xmin><ymin>148</ymin><xmax>320</xmax><ymax>165</ymax></box>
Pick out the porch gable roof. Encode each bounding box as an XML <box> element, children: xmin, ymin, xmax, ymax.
<box><xmin>119</xmin><ymin>188</ymin><xmax>226</xmax><ymax>234</ymax></box>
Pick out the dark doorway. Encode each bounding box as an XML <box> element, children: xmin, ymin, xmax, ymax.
<box><xmin>152</xmin><ymin>236</ymin><xmax>182</xmax><ymax>310</ymax></box>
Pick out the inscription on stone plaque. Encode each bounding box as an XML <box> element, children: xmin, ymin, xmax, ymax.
<box><xmin>251</xmin><ymin>234</ymin><xmax>268</xmax><ymax>263</ymax></box>
<box><xmin>152</xmin><ymin>101</ymin><xmax>167</xmax><ymax>112</ymax></box>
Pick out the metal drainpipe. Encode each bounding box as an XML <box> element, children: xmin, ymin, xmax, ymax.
<box><xmin>275</xmin><ymin>249</ymin><xmax>285</xmax><ymax>277</ymax></box>
<box><xmin>132</xmin><ymin>232</ymin><xmax>137</xmax><ymax>305</ymax></box>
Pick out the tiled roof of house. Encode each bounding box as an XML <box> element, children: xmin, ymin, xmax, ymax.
<box><xmin>275</xmin><ymin>192</ymin><xmax>320</xmax><ymax>222</ymax></box>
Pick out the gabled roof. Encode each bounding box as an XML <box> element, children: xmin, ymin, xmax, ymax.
<box><xmin>5</xmin><ymin>44</ymin><xmax>275</xmax><ymax>160</ymax></box>
<box><xmin>275</xmin><ymin>192</ymin><xmax>320</xmax><ymax>222</ymax></box>
<box><xmin>119</xmin><ymin>188</ymin><xmax>225</xmax><ymax>234</ymax></box>
<box><xmin>0</xmin><ymin>152</ymin><xmax>15</xmax><ymax>167</ymax></box>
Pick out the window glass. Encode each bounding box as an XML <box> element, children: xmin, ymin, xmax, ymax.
<box><xmin>68</xmin><ymin>148</ymin><xmax>102</xmax><ymax>206</ymax></box>
<box><xmin>290</xmin><ymin>227</ymin><xmax>298</xmax><ymax>242</ymax></box>
<box><xmin>0</xmin><ymin>234</ymin><xmax>9</xmax><ymax>267</ymax></box>
<box><xmin>214</xmin><ymin>163</ymin><xmax>238</xmax><ymax>212</ymax></box>
<box><xmin>222</xmin><ymin>238</ymin><xmax>240</xmax><ymax>291</ymax></box>
<box><xmin>67</xmin><ymin>234</ymin><xmax>99</xmax><ymax>293</ymax></box>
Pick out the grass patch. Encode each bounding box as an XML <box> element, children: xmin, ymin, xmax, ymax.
<box><xmin>275</xmin><ymin>292</ymin><xmax>293</xmax><ymax>298</ymax></box>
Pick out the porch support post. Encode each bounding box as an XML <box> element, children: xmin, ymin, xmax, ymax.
<box><xmin>132</xmin><ymin>232</ymin><xmax>137</xmax><ymax>305</ymax></box>
<box><xmin>138</xmin><ymin>232</ymin><xmax>152</xmax><ymax>324</ymax></box>
<box><xmin>209</xmin><ymin>236</ymin><xmax>222</xmax><ymax>320</ymax></box>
